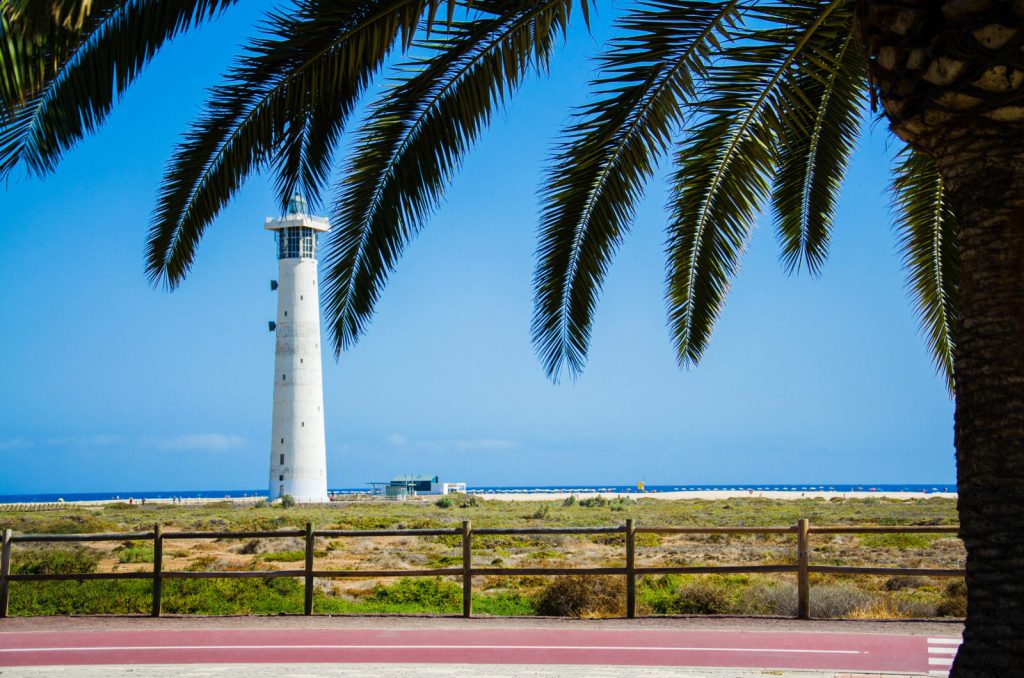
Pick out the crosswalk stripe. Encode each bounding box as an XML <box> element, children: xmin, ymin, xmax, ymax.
<box><xmin>928</xmin><ymin>638</ymin><xmax>962</xmax><ymax>645</ymax></box>
<box><xmin>929</xmin><ymin>657</ymin><xmax>955</xmax><ymax>666</ymax></box>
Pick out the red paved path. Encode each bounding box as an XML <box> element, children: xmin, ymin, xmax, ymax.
<box><xmin>0</xmin><ymin>628</ymin><xmax>956</xmax><ymax>673</ymax></box>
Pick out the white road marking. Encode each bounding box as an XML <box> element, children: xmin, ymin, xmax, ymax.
<box><xmin>928</xmin><ymin>646</ymin><xmax>957</xmax><ymax>654</ymax></box>
<box><xmin>928</xmin><ymin>657</ymin><xmax>954</xmax><ymax>667</ymax></box>
<box><xmin>0</xmin><ymin>644</ymin><xmax>862</xmax><ymax>655</ymax></box>
<box><xmin>927</xmin><ymin>638</ymin><xmax>961</xmax><ymax>645</ymax></box>
<box><xmin>930</xmin><ymin>671</ymin><xmax>950</xmax><ymax>676</ymax></box>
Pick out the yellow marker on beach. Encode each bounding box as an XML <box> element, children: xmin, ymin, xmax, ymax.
<box><xmin>638</xmin><ymin>481</ymin><xmax>645</xmax><ymax>492</ymax></box>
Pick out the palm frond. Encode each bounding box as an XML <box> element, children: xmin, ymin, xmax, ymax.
<box><xmin>770</xmin><ymin>0</ymin><xmax>865</xmax><ymax>275</ymax></box>
<box><xmin>324</xmin><ymin>0</ymin><xmax>582</xmax><ymax>355</ymax></box>
<box><xmin>146</xmin><ymin>0</ymin><xmax>451</xmax><ymax>289</ymax></box>
<box><xmin>0</xmin><ymin>0</ymin><xmax>237</xmax><ymax>178</ymax></box>
<box><xmin>665</xmin><ymin>0</ymin><xmax>848</xmax><ymax>367</ymax></box>
<box><xmin>532</xmin><ymin>0</ymin><xmax>742</xmax><ymax>381</ymax></box>
<box><xmin>892</xmin><ymin>148</ymin><xmax>957</xmax><ymax>392</ymax></box>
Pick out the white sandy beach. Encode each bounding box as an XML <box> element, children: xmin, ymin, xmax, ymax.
<box><xmin>469</xmin><ymin>490</ymin><xmax>957</xmax><ymax>501</ymax></box>
<box><xmin>0</xmin><ymin>489</ymin><xmax>957</xmax><ymax>509</ymax></box>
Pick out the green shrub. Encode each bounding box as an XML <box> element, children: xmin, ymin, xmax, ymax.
<box><xmin>369</xmin><ymin>577</ymin><xmax>461</xmax><ymax>611</ymax></box>
<box><xmin>278</xmin><ymin>495</ymin><xmax>296</xmax><ymax>508</ymax></box>
<box><xmin>435</xmin><ymin>497</ymin><xmax>454</xmax><ymax>509</ymax></box>
<box><xmin>662</xmin><ymin>581</ymin><xmax>732</xmax><ymax>615</ymax></box>
<box><xmin>860</xmin><ymin>533</ymin><xmax>934</xmax><ymax>549</ymax></box>
<box><xmin>10</xmin><ymin>580</ymin><xmax>150</xmax><ymax>616</ymax></box>
<box><xmin>428</xmin><ymin>555</ymin><xmax>462</xmax><ymax>568</ymax></box>
<box><xmin>884</xmin><ymin>575</ymin><xmax>929</xmax><ymax>591</ymax></box>
<box><xmin>578</xmin><ymin>495</ymin><xmax>608</xmax><ymax>508</ymax></box>
<box><xmin>253</xmin><ymin>499</ymin><xmax>268</xmax><ymax>509</ymax></box>
<box><xmin>474</xmin><ymin>591</ymin><xmax>536</xmax><ymax>616</ymax></box>
<box><xmin>262</xmin><ymin>550</ymin><xmax>305</xmax><ymax>562</ymax></box>
<box><xmin>562</xmin><ymin>495</ymin><xmax>576</xmax><ymax>507</ymax></box>
<box><xmin>737</xmin><ymin>583</ymin><xmax>873</xmax><ymax>618</ymax></box>
<box><xmin>116</xmin><ymin>544</ymin><xmax>154</xmax><ymax>564</ymax></box>
<box><xmin>531</xmin><ymin>505</ymin><xmax>551</xmax><ymax>520</ymax></box>
<box><xmin>937</xmin><ymin>580</ymin><xmax>967</xmax><ymax>617</ymax></box>
<box><xmin>163</xmin><ymin>577</ymin><xmax>303</xmax><ymax>615</ymax></box>
<box><xmin>527</xmin><ymin>549</ymin><xmax>563</xmax><ymax>560</ymax></box>
<box><xmin>12</xmin><ymin>547</ymin><xmax>100</xmax><ymax>575</ymax></box>
<box><xmin>535</xmin><ymin>575</ymin><xmax>625</xmax><ymax>617</ymax></box>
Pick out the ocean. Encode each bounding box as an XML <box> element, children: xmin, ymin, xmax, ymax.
<box><xmin>0</xmin><ymin>483</ymin><xmax>956</xmax><ymax>503</ymax></box>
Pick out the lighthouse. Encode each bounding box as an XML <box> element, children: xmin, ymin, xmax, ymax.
<box><xmin>265</xmin><ymin>195</ymin><xmax>330</xmax><ymax>503</ymax></box>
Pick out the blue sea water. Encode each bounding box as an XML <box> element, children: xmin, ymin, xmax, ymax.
<box><xmin>0</xmin><ymin>483</ymin><xmax>956</xmax><ymax>503</ymax></box>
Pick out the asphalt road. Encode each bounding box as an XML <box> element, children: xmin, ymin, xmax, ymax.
<box><xmin>0</xmin><ymin>627</ymin><xmax>962</xmax><ymax>675</ymax></box>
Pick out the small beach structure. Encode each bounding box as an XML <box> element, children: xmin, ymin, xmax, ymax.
<box><xmin>369</xmin><ymin>475</ymin><xmax>467</xmax><ymax>499</ymax></box>
<box><xmin>265</xmin><ymin>195</ymin><xmax>330</xmax><ymax>503</ymax></box>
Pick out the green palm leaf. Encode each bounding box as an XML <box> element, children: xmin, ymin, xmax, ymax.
<box><xmin>532</xmin><ymin>0</ymin><xmax>741</xmax><ymax>380</ymax></box>
<box><xmin>893</xmin><ymin>149</ymin><xmax>957</xmax><ymax>392</ymax></box>
<box><xmin>324</xmin><ymin>0</ymin><xmax>582</xmax><ymax>354</ymax></box>
<box><xmin>0</xmin><ymin>0</ymin><xmax>237</xmax><ymax>177</ymax></box>
<box><xmin>770</xmin><ymin>0</ymin><xmax>865</xmax><ymax>275</ymax></box>
<box><xmin>665</xmin><ymin>0</ymin><xmax>847</xmax><ymax>366</ymax></box>
<box><xmin>146</xmin><ymin>0</ymin><xmax>449</xmax><ymax>289</ymax></box>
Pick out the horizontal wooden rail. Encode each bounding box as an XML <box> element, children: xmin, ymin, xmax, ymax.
<box><xmin>163</xmin><ymin>570</ymin><xmax>304</xmax><ymax>580</ymax></box>
<box><xmin>0</xmin><ymin>520</ymin><xmax>965</xmax><ymax>620</ymax></box>
<box><xmin>7</xmin><ymin>571</ymin><xmax>154</xmax><ymax>582</ymax></box>
<box><xmin>809</xmin><ymin>565</ymin><xmax>964</xmax><ymax>577</ymax></box>
<box><xmin>317</xmin><ymin>528</ymin><xmax>459</xmax><ymax>537</ymax></box>
<box><xmin>635</xmin><ymin>526</ymin><xmax>797</xmax><ymax>535</ymax></box>
<box><xmin>810</xmin><ymin>526</ymin><xmax>959</xmax><ymax>534</ymax></box>
<box><xmin>473</xmin><ymin>527</ymin><xmax>626</xmax><ymax>535</ymax></box>
<box><xmin>636</xmin><ymin>565</ymin><xmax>798</xmax><ymax>575</ymax></box>
<box><xmin>472</xmin><ymin>567</ymin><xmax>628</xmax><ymax>576</ymax></box>
<box><xmin>11</xmin><ymin>532</ymin><xmax>154</xmax><ymax>543</ymax></box>
<box><xmin>161</xmin><ymin>530</ymin><xmax>306</xmax><ymax>540</ymax></box>
<box><xmin>312</xmin><ymin>568</ymin><xmax>464</xmax><ymax>578</ymax></box>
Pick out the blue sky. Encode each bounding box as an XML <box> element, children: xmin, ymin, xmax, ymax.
<box><xmin>0</xmin><ymin>3</ymin><xmax>954</xmax><ymax>494</ymax></box>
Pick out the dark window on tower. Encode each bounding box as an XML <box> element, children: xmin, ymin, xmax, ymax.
<box><xmin>281</xmin><ymin>438</ymin><xmax>284</xmax><ymax>444</ymax></box>
<box><xmin>301</xmin><ymin>422</ymin><xmax>305</xmax><ymax>427</ymax></box>
<box><xmin>284</xmin><ymin>311</ymin><xmax>287</xmax><ymax>317</ymax></box>
<box><xmin>280</xmin><ymin>454</ymin><xmax>284</xmax><ymax>464</ymax></box>
<box><xmin>279</xmin><ymin>475</ymin><xmax>284</xmax><ymax>481</ymax></box>
<box><xmin>282</xmin><ymin>374</ymin><xmax>286</xmax><ymax>380</ymax></box>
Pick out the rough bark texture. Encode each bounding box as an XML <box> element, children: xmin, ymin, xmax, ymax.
<box><xmin>857</xmin><ymin>1</ymin><xmax>1024</xmax><ymax>675</ymax></box>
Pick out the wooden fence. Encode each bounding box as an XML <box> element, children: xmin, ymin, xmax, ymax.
<box><xmin>0</xmin><ymin>519</ymin><xmax>963</xmax><ymax>620</ymax></box>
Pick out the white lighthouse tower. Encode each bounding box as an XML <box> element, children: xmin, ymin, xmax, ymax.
<box><xmin>265</xmin><ymin>195</ymin><xmax>330</xmax><ymax>503</ymax></box>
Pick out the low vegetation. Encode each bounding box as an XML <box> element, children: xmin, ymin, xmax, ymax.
<box><xmin>0</xmin><ymin>496</ymin><xmax>964</xmax><ymax>619</ymax></box>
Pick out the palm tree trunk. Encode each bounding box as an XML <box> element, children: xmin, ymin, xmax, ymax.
<box><xmin>856</xmin><ymin>0</ymin><xmax>1024</xmax><ymax>673</ymax></box>
<box><xmin>940</xmin><ymin>150</ymin><xmax>1024</xmax><ymax>675</ymax></box>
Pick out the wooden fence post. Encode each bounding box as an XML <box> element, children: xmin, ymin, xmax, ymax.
<box><xmin>304</xmin><ymin>522</ymin><xmax>314</xmax><ymax>616</ymax></box>
<box><xmin>462</xmin><ymin>520</ymin><xmax>472</xmax><ymax>618</ymax></box>
<box><xmin>0</xmin><ymin>528</ymin><xmax>11</xmax><ymax>618</ymax></box>
<box><xmin>625</xmin><ymin>519</ymin><xmax>636</xmax><ymax>619</ymax></box>
<box><xmin>797</xmin><ymin>518</ymin><xmax>810</xmax><ymax>619</ymax></box>
<box><xmin>151</xmin><ymin>524</ymin><xmax>163</xmax><ymax>618</ymax></box>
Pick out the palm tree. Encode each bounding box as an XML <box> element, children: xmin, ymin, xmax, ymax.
<box><xmin>3</xmin><ymin>1</ymin><xmax>1021</xmax><ymax>672</ymax></box>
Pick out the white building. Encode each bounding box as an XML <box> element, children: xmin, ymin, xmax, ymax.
<box><xmin>265</xmin><ymin>196</ymin><xmax>330</xmax><ymax>503</ymax></box>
